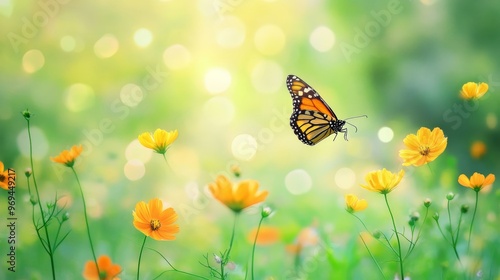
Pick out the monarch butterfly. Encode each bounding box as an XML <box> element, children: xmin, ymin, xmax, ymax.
<box><xmin>286</xmin><ymin>75</ymin><xmax>366</xmax><ymax>146</ymax></box>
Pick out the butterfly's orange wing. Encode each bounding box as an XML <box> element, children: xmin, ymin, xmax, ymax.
<box><xmin>286</xmin><ymin>75</ymin><xmax>346</xmax><ymax>145</ymax></box>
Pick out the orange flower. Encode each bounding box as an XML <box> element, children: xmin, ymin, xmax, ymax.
<box><xmin>470</xmin><ymin>141</ymin><xmax>487</xmax><ymax>159</ymax></box>
<box><xmin>361</xmin><ymin>168</ymin><xmax>405</xmax><ymax>194</ymax></box>
<box><xmin>460</xmin><ymin>82</ymin><xmax>488</xmax><ymax>100</ymax></box>
<box><xmin>0</xmin><ymin>161</ymin><xmax>10</xmax><ymax>190</ymax></box>
<box><xmin>138</xmin><ymin>129</ymin><xmax>178</xmax><ymax>154</ymax></box>
<box><xmin>286</xmin><ymin>225</ymin><xmax>319</xmax><ymax>254</ymax></box>
<box><xmin>133</xmin><ymin>198</ymin><xmax>179</xmax><ymax>241</ymax></box>
<box><xmin>51</xmin><ymin>145</ymin><xmax>83</xmax><ymax>167</ymax></box>
<box><xmin>399</xmin><ymin>127</ymin><xmax>447</xmax><ymax>166</ymax></box>
<box><xmin>209</xmin><ymin>175</ymin><xmax>268</xmax><ymax>213</ymax></box>
<box><xmin>247</xmin><ymin>226</ymin><xmax>280</xmax><ymax>245</ymax></box>
<box><xmin>345</xmin><ymin>194</ymin><xmax>368</xmax><ymax>213</ymax></box>
<box><xmin>458</xmin><ymin>172</ymin><xmax>495</xmax><ymax>192</ymax></box>
<box><xmin>82</xmin><ymin>255</ymin><xmax>121</xmax><ymax>280</ymax></box>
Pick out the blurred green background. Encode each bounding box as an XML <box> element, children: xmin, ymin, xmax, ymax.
<box><xmin>1</xmin><ymin>0</ymin><xmax>499</xmax><ymax>279</ymax></box>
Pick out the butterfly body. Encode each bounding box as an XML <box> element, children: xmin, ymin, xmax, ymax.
<box><xmin>286</xmin><ymin>75</ymin><xmax>349</xmax><ymax>146</ymax></box>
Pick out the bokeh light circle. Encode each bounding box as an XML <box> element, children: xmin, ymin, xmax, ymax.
<box><xmin>254</xmin><ymin>24</ymin><xmax>286</xmax><ymax>55</ymax></box>
<box><xmin>285</xmin><ymin>169</ymin><xmax>312</xmax><ymax>195</ymax></box>
<box><xmin>309</xmin><ymin>26</ymin><xmax>335</xmax><ymax>52</ymax></box>
<box><xmin>334</xmin><ymin>167</ymin><xmax>356</xmax><ymax>189</ymax></box>
<box><xmin>134</xmin><ymin>28</ymin><xmax>153</xmax><ymax>48</ymax></box>
<box><xmin>378</xmin><ymin>126</ymin><xmax>394</xmax><ymax>143</ymax></box>
<box><xmin>94</xmin><ymin>34</ymin><xmax>119</xmax><ymax>58</ymax></box>
<box><xmin>486</xmin><ymin>113</ymin><xmax>497</xmax><ymax>129</ymax></box>
<box><xmin>215</xmin><ymin>16</ymin><xmax>246</xmax><ymax>48</ymax></box>
<box><xmin>163</xmin><ymin>44</ymin><xmax>192</xmax><ymax>70</ymax></box>
<box><xmin>202</xmin><ymin>96</ymin><xmax>235</xmax><ymax>125</ymax></box>
<box><xmin>120</xmin><ymin>83</ymin><xmax>144</xmax><ymax>107</ymax></box>
<box><xmin>204</xmin><ymin>67</ymin><xmax>231</xmax><ymax>94</ymax></box>
<box><xmin>231</xmin><ymin>134</ymin><xmax>258</xmax><ymax>161</ymax></box>
<box><xmin>125</xmin><ymin>139</ymin><xmax>153</xmax><ymax>163</ymax></box>
<box><xmin>251</xmin><ymin>60</ymin><xmax>284</xmax><ymax>94</ymax></box>
<box><xmin>22</xmin><ymin>49</ymin><xmax>45</xmax><ymax>73</ymax></box>
<box><xmin>17</xmin><ymin>127</ymin><xmax>49</xmax><ymax>159</ymax></box>
<box><xmin>124</xmin><ymin>159</ymin><xmax>146</xmax><ymax>181</ymax></box>
<box><xmin>64</xmin><ymin>83</ymin><xmax>95</xmax><ymax>112</ymax></box>
<box><xmin>60</xmin><ymin>36</ymin><xmax>76</xmax><ymax>52</ymax></box>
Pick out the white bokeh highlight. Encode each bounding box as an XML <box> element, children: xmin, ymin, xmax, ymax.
<box><xmin>285</xmin><ymin>169</ymin><xmax>312</xmax><ymax>195</ymax></box>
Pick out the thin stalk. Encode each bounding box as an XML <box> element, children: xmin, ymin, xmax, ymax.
<box><xmin>137</xmin><ymin>236</ymin><xmax>148</xmax><ymax>280</ymax></box>
<box><xmin>251</xmin><ymin>216</ymin><xmax>264</xmax><ymax>280</ymax></box>
<box><xmin>71</xmin><ymin>167</ymin><xmax>100</xmax><ymax>276</ymax></box>
<box><xmin>384</xmin><ymin>194</ymin><xmax>404</xmax><ymax>278</ymax></box>
<box><xmin>27</xmin><ymin>118</ymin><xmax>56</xmax><ymax>280</ymax></box>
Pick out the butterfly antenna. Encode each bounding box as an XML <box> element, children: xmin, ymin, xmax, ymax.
<box><xmin>344</xmin><ymin>115</ymin><xmax>367</xmax><ymax>133</ymax></box>
<box><xmin>345</xmin><ymin>121</ymin><xmax>359</xmax><ymax>133</ymax></box>
<box><xmin>344</xmin><ymin>114</ymin><xmax>368</xmax><ymax>121</ymax></box>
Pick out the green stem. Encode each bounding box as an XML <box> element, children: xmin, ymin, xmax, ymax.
<box><xmin>148</xmin><ymin>248</ymin><xmax>209</xmax><ymax>279</ymax></box>
<box><xmin>27</xmin><ymin>118</ymin><xmax>56</xmax><ymax>280</ymax></box>
<box><xmin>447</xmin><ymin>200</ymin><xmax>455</xmax><ymax>245</ymax></box>
<box><xmin>221</xmin><ymin>213</ymin><xmax>239</xmax><ymax>279</ymax></box>
<box><xmin>350</xmin><ymin>212</ymin><xmax>386</xmax><ymax>279</ymax></box>
<box><xmin>384</xmin><ymin>194</ymin><xmax>404</xmax><ymax>278</ymax></box>
<box><xmin>162</xmin><ymin>153</ymin><xmax>171</xmax><ymax>169</ymax></box>
<box><xmin>455</xmin><ymin>212</ymin><xmax>463</xmax><ymax>247</ymax></box>
<box><xmin>251</xmin><ymin>216</ymin><xmax>264</xmax><ymax>280</ymax></box>
<box><xmin>71</xmin><ymin>167</ymin><xmax>100</xmax><ymax>277</ymax></box>
<box><xmin>467</xmin><ymin>191</ymin><xmax>479</xmax><ymax>252</ymax></box>
<box><xmin>137</xmin><ymin>236</ymin><xmax>148</xmax><ymax>280</ymax></box>
<box><xmin>358</xmin><ymin>233</ymin><xmax>387</xmax><ymax>280</ymax></box>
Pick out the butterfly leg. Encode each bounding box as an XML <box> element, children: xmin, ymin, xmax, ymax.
<box><xmin>342</xmin><ymin>128</ymin><xmax>349</xmax><ymax>141</ymax></box>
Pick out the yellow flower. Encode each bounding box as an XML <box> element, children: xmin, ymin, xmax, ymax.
<box><xmin>51</xmin><ymin>145</ymin><xmax>83</xmax><ymax>167</ymax></box>
<box><xmin>460</xmin><ymin>82</ymin><xmax>488</xmax><ymax>100</ymax></box>
<box><xmin>209</xmin><ymin>175</ymin><xmax>268</xmax><ymax>213</ymax></box>
<box><xmin>345</xmin><ymin>194</ymin><xmax>368</xmax><ymax>213</ymax></box>
<box><xmin>399</xmin><ymin>127</ymin><xmax>447</xmax><ymax>166</ymax></box>
<box><xmin>133</xmin><ymin>198</ymin><xmax>180</xmax><ymax>241</ymax></box>
<box><xmin>458</xmin><ymin>172</ymin><xmax>495</xmax><ymax>192</ymax></box>
<box><xmin>82</xmin><ymin>255</ymin><xmax>121</xmax><ymax>280</ymax></box>
<box><xmin>361</xmin><ymin>168</ymin><xmax>405</xmax><ymax>194</ymax></box>
<box><xmin>0</xmin><ymin>161</ymin><xmax>10</xmax><ymax>191</ymax></box>
<box><xmin>138</xmin><ymin>129</ymin><xmax>178</xmax><ymax>154</ymax></box>
<box><xmin>470</xmin><ymin>141</ymin><xmax>486</xmax><ymax>159</ymax></box>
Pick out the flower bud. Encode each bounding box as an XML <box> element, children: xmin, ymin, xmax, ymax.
<box><xmin>423</xmin><ymin>198</ymin><xmax>431</xmax><ymax>208</ymax></box>
<box><xmin>446</xmin><ymin>192</ymin><xmax>455</xmax><ymax>201</ymax></box>
<box><xmin>230</xmin><ymin>164</ymin><xmax>241</xmax><ymax>177</ymax></box>
<box><xmin>214</xmin><ymin>254</ymin><xmax>222</xmax><ymax>264</ymax></box>
<box><xmin>410</xmin><ymin>211</ymin><xmax>420</xmax><ymax>222</ymax></box>
<box><xmin>21</xmin><ymin>109</ymin><xmax>32</xmax><ymax>120</ymax></box>
<box><xmin>62</xmin><ymin>212</ymin><xmax>70</xmax><ymax>222</ymax></box>
<box><xmin>372</xmin><ymin>230</ymin><xmax>382</xmax><ymax>239</ymax></box>
<box><xmin>461</xmin><ymin>204</ymin><xmax>469</xmax><ymax>214</ymax></box>
<box><xmin>261</xmin><ymin>206</ymin><xmax>273</xmax><ymax>218</ymax></box>
<box><xmin>432</xmin><ymin>212</ymin><xmax>439</xmax><ymax>221</ymax></box>
<box><xmin>25</xmin><ymin>168</ymin><xmax>32</xmax><ymax>178</ymax></box>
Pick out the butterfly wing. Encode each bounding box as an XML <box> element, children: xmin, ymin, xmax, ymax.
<box><xmin>286</xmin><ymin>75</ymin><xmax>344</xmax><ymax>145</ymax></box>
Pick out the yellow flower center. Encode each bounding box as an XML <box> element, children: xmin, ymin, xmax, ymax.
<box><xmin>0</xmin><ymin>174</ymin><xmax>5</xmax><ymax>182</ymax></box>
<box><xmin>150</xmin><ymin>219</ymin><xmax>161</xmax><ymax>231</ymax></box>
<box><xmin>419</xmin><ymin>146</ymin><xmax>430</xmax><ymax>156</ymax></box>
